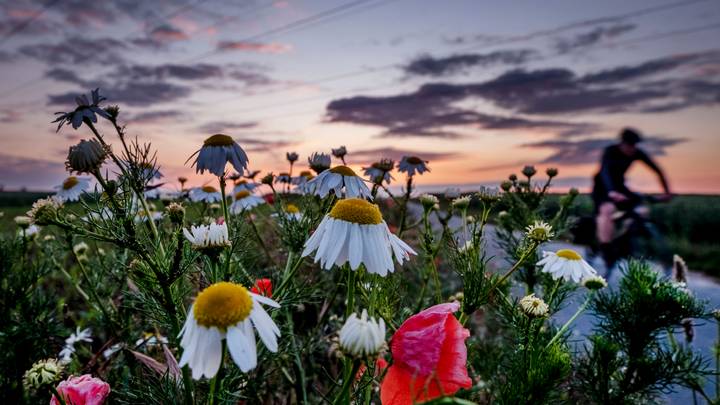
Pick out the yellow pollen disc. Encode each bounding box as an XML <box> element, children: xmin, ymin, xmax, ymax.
<box><xmin>202</xmin><ymin>185</ymin><xmax>218</xmax><ymax>193</ymax></box>
<box><xmin>286</xmin><ymin>204</ymin><xmax>299</xmax><ymax>214</ymax></box>
<box><xmin>203</xmin><ymin>134</ymin><xmax>234</xmax><ymax>147</ymax></box>
<box><xmin>235</xmin><ymin>190</ymin><xmax>251</xmax><ymax>199</ymax></box>
<box><xmin>556</xmin><ymin>249</ymin><xmax>582</xmax><ymax>261</ymax></box>
<box><xmin>329</xmin><ymin>165</ymin><xmax>357</xmax><ymax>177</ymax></box>
<box><xmin>329</xmin><ymin>198</ymin><xmax>382</xmax><ymax>225</ymax></box>
<box><xmin>406</xmin><ymin>156</ymin><xmax>423</xmax><ymax>165</ymax></box>
<box><xmin>193</xmin><ymin>282</ymin><xmax>253</xmax><ymax>329</ymax></box>
<box><xmin>62</xmin><ymin>176</ymin><xmax>79</xmax><ymax>190</ymax></box>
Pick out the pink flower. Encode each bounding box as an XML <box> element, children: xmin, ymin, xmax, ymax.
<box><xmin>51</xmin><ymin>374</ymin><xmax>110</xmax><ymax>405</ymax></box>
<box><xmin>381</xmin><ymin>302</ymin><xmax>471</xmax><ymax>404</ymax></box>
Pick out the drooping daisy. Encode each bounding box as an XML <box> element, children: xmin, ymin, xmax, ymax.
<box><xmin>55</xmin><ymin>176</ymin><xmax>91</xmax><ymax>202</ymax></box>
<box><xmin>230</xmin><ymin>190</ymin><xmax>265</xmax><ymax>214</ymax></box>
<box><xmin>306</xmin><ymin>165</ymin><xmax>372</xmax><ymax>199</ymax></box>
<box><xmin>52</xmin><ymin>88</ymin><xmax>110</xmax><ymax>132</ymax></box>
<box><xmin>233</xmin><ymin>179</ymin><xmax>257</xmax><ymax>194</ymax></box>
<box><xmin>275</xmin><ymin>172</ymin><xmax>292</xmax><ymax>185</ymax></box>
<box><xmin>362</xmin><ymin>159</ymin><xmax>395</xmax><ymax>185</ymax></box>
<box><xmin>292</xmin><ymin>171</ymin><xmax>315</xmax><ymax>194</ymax></box>
<box><xmin>308</xmin><ymin>152</ymin><xmax>331</xmax><ymax>174</ymax></box>
<box><xmin>279</xmin><ymin>203</ymin><xmax>302</xmax><ymax>220</ymax></box>
<box><xmin>183</xmin><ymin>221</ymin><xmax>230</xmax><ymax>253</ymax></box>
<box><xmin>332</xmin><ymin>145</ymin><xmax>347</xmax><ymax>163</ymax></box>
<box><xmin>339</xmin><ymin>309</ymin><xmax>386</xmax><ymax>357</ymax></box>
<box><xmin>397</xmin><ymin>156</ymin><xmax>429</xmax><ymax>177</ymax></box>
<box><xmin>537</xmin><ymin>249</ymin><xmax>597</xmax><ymax>283</ymax></box>
<box><xmin>519</xmin><ymin>294</ymin><xmax>549</xmax><ymax>318</ymax></box>
<box><xmin>302</xmin><ymin>198</ymin><xmax>416</xmax><ymax>276</ymax></box>
<box><xmin>189</xmin><ymin>186</ymin><xmax>222</xmax><ymax>203</ymax></box>
<box><xmin>189</xmin><ymin>134</ymin><xmax>249</xmax><ymax>177</ymax></box>
<box><xmin>179</xmin><ymin>282</ymin><xmax>281</xmax><ymax>379</ymax></box>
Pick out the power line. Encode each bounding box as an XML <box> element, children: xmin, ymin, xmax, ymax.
<box><xmin>0</xmin><ymin>0</ymin><xmax>60</xmax><ymax>48</ymax></box>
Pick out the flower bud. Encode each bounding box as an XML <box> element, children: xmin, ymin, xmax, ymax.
<box><xmin>27</xmin><ymin>196</ymin><xmax>63</xmax><ymax>225</ymax></box>
<box><xmin>166</xmin><ymin>202</ymin><xmax>185</xmax><ymax>225</ymax></box>
<box><xmin>508</xmin><ymin>174</ymin><xmax>517</xmax><ymax>182</ymax></box>
<box><xmin>23</xmin><ymin>358</ymin><xmax>64</xmax><ymax>391</ymax></box>
<box><xmin>261</xmin><ymin>173</ymin><xmax>275</xmax><ymax>185</ymax></box>
<box><xmin>500</xmin><ymin>180</ymin><xmax>512</xmax><ymax>191</ymax></box>
<box><xmin>419</xmin><ymin>194</ymin><xmax>439</xmax><ymax>211</ymax></box>
<box><xmin>339</xmin><ymin>310</ymin><xmax>385</xmax><ymax>358</ymax></box>
<box><xmin>546</xmin><ymin>167</ymin><xmax>558</xmax><ymax>178</ymax></box>
<box><xmin>66</xmin><ymin>139</ymin><xmax>109</xmax><ymax>174</ymax></box>
<box><xmin>14</xmin><ymin>215</ymin><xmax>31</xmax><ymax>228</ymax></box>
<box><xmin>525</xmin><ymin>221</ymin><xmax>554</xmax><ymax>242</ymax></box>
<box><xmin>522</xmin><ymin>165</ymin><xmax>537</xmax><ymax>178</ymax></box>
<box><xmin>582</xmin><ymin>275</ymin><xmax>608</xmax><ymax>290</ymax></box>
<box><xmin>286</xmin><ymin>152</ymin><xmax>299</xmax><ymax>163</ymax></box>
<box><xmin>452</xmin><ymin>196</ymin><xmax>471</xmax><ymax>210</ymax></box>
<box><xmin>519</xmin><ymin>294</ymin><xmax>548</xmax><ymax>318</ymax></box>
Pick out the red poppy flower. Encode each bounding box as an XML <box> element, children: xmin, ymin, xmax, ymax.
<box><xmin>250</xmin><ymin>278</ymin><xmax>273</xmax><ymax>298</ymax></box>
<box><xmin>262</xmin><ymin>193</ymin><xmax>274</xmax><ymax>204</ymax></box>
<box><xmin>380</xmin><ymin>302</ymin><xmax>471</xmax><ymax>404</ymax></box>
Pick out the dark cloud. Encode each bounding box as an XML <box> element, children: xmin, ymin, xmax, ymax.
<box><xmin>523</xmin><ymin>136</ymin><xmax>687</xmax><ymax>165</ymax></box>
<box><xmin>0</xmin><ymin>153</ymin><xmax>66</xmax><ymax>191</ymax></box>
<box><xmin>233</xmin><ymin>135</ymin><xmax>294</xmax><ymax>153</ymax></box>
<box><xmin>44</xmin><ymin>68</ymin><xmax>90</xmax><ymax>86</ymax></box>
<box><xmin>404</xmin><ymin>49</ymin><xmax>537</xmax><ymax>77</ymax></box>
<box><xmin>347</xmin><ymin>147</ymin><xmax>458</xmax><ymax>164</ymax></box>
<box><xmin>554</xmin><ymin>23</ymin><xmax>636</xmax><ymax>54</ymax></box>
<box><xmin>129</xmin><ymin>110</ymin><xmax>183</xmax><ymax>124</ymax></box>
<box><xmin>217</xmin><ymin>41</ymin><xmax>291</xmax><ymax>54</ymax></box>
<box><xmin>149</xmin><ymin>24</ymin><xmax>188</xmax><ymax>42</ymax></box>
<box><xmin>197</xmin><ymin>121</ymin><xmax>259</xmax><ymax>134</ymax></box>
<box><xmin>582</xmin><ymin>51</ymin><xmax>720</xmax><ymax>84</ymax></box>
<box><xmin>111</xmin><ymin>63</ymin><xmax>223</xmax><ymax>81</ymax></box>
<box><xmin>48</xmin><ymin>81</ymin><xmax>192</xmax><ymax>107</ymax></box>
<box><xmin>19</xmin><ymin>36</ymin><xmax>128</xmax><ymax>65</ymax></box>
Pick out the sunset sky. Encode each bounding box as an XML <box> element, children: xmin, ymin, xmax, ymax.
<box><xmin>1</xmin><ymin>0</ymin><xmax>719</xmax><ymax>193</ymax></box>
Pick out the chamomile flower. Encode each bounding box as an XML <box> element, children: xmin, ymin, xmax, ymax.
<box><xmin>55</xmin><ymin>176</ymin><xmax>91</xmax><ymax>202</ymax></box>
<box><xmin>362</xmin><ymin>159</ymin><xmax>395</xmax><ymax>185</ymax></box>
<box><xmin>292</xmin><ymin>171</ymin><xmax>315</xmax><ymax>194</ymax></box>
<box><xmin>134</xmin><ymin>209</ymin><xmax>164</xmax><ymax>223</ymax></box>
<box><xmin>233</xmin><ymin>179</ymin><xmax>258</xmax><ymax>194</ymax></box>
<box><xmin>302</xmin><ymin>198</ymin><xmax>416</xmax><ymax>276</ymax></box>
<box><xmin>339</xmin><ymin>309</ymin><xmax>386</xmax><ymax>357</ymax></box>
<box><xmin>184</xmin><ymin>220</ymin><xmax>230</xmax><ymax>259</ymax></box>
<box><xmin>52</xmin><ymin>88</ymin><xmax>110</xmax><ymax>132</ymax></box>
<box><xmin>582</xmin><ymin>275</ymin><xmax>608</xmax><ymax>290</ymax></box>
<box><xmin>537</xmin><ymin>249</ymin><xmax>598</xmax><ymax>283</ymax></box>
<box><xmin>332</xmin><ymin>145</ymin><xmax>347</xmax><ymax>161</ymax></box>
<box><xmin>526</xmin><ymin>221</ymin><xmax>554</xmax><ymax>242</ymax></box>
<box><xmin>59</xmin><ymin>327</ymin><xmax>93</xmax><ymax>364</ymax></box>
<box><xmin>274</xmin><ymin>203</ymin><xmax>302</xmax><ymax>221</ymax></box>
<box><xmin>306</xmin><ymin>165</ymin><xmax>372</xmax><ymax>199</ymax></box>
<box><xmin>308</xmin><ymin>152</ymin><xmax>331</xmax><ymax>174</ymax></box>
<box><xmin>230</xmin><ymin>190</ymin><xmax>265</xmax><ymax>214</ymax></box>
<box><xmin>519</xmin><ymin>294</ymin><xmax>549</xmax><ymax>317</ymax></box>
<box><xmin>275</xmin><ymin>172</ymin><xmax>292</xmax><ymax>184</ymax></box>
<box><xmin>190</xmin><ymin>134</ymin><xmax>249</xmax><ymax>177</ymax></box>
<box><xmin>398</xmin><ymin>156</ymin><xmax>429</xmax><ymax>177</ymax></box>
<box><xmin>189</xmin><ymin>186</ymin><xmax>222</xmax><ymax>203</ymax></box>
<box><xmin>179</xmin><ymin>282</ymin><xmax>281</xmax><ymax>378</ymax></box>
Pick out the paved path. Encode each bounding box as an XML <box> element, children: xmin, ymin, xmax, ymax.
<box><xmin>408</xmin><ymin>203</ymin><xmax>719</xmax><ymax>403</ymax></box>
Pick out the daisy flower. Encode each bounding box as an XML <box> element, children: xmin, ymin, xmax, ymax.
<box><xmin>52</xmin><ymin>88</ymin><xmax>110</xmax><ymax>132</ymax></box>
<box><xmin>55</xmin><ymin>176</ymin><xmax>91</xmax><ymax>202</ymax></box>
<box><xmin>275</xmin><ymin>172</ymin><xmax>292</xmax><ymax>184</ymax></box>
<box><xmin>292</xmin><ymin>171</ymin><xmax>315</xmax><ymax>194</ymax></box>
<box><xmin>184</xmin><ymin>220</ymin><xmax>231</xmax><ymax>255</ymax></box>
<box><xmin>397</xmin><ymin>156</ymin><xmax>429</xmax><ymax>177</ymax></box>
<box><xmin>306</xmin><ymin>165</ymin><xmax>372</xmax><ymax>199</ymax></box>
<box><xmin>339</xmin><ymin>309</ymin><xmax>386</xmax><ymax>357</ymax></box>
<box><xmin>519</xmin><ymin>294</ymin><xmax>549</xmax><ymax>318</ymax></box>
<box><xmin>526</xmin><ymin>220</ymin><xmax>554</xmax><ymax>242</ymax></box>
<box><xmin>189</xmin><ymin>186</ymin><xmax>222</xmax><ymax>203</ymax></box>
<box><xmin>308</xmin><ymin>152</ymin><xmax>331</xmax><ymax>174</ymax></box>
<box><xmin>381</xmin><ymin>302</ymin><xmax>471</xmax><ymax>404</ymax></box>
<box><xmin>286</xmin><ymin>152</ymin><xmax>299</xmax><ymax>163</ymax></box>
<box><xmin>362</xmin><ymin>159</ymin><xmax>395</xmax><ymax>185</ymax></box>
<box><xmin>302</xmin><ymin>198</ymin><xmax>416</xmax><ymax>276</ymax></box>
<box><xmin>332</xmin><ymin>145</ymin><xmax>347</xmax><ymax>162</ymax></box>
<box><xmin>279</xmin><ymin>203</ymin><xmax>302</xmax><ymax>220</ymax></box>
<box><xmin>134</xmin><ymin>209</ymin><xmax>164</xmax><ymax>223</ymax></box>
<box><xmin>233</xmin><ymin>179</ymin><xmax>257</xmax><ymax>194</ymax></box>
<box><xmin>537</xmin><ymin>249</ymin><xmax>597</xmax><ymax>283</ymax></box>
<box><xmin>582</xmin><ymin>275</ymin><xmax>608</xmax><ymax>290</ymax></box>
<box><xmin>230</xmin><ymin>190</ymin><xmax>265</xmax><ymax>214</ymax></box>
<box><xmin>189</xmin><ymin>134</ymin><xmax>249</xmax><ymax>177</ymax></box>
<box><xmin>59</xmin><ymin>327</ymin><xmax>93</xmax><ymax>364</ymax></box>
<box><xmin>179</xmin><ymin>282</ymin><xmax>281</xmax><ymax>378</ymax></box>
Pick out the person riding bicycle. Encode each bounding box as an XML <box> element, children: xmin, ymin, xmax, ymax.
<box><xmin>592</xmin><ymin>128</ymin><xmax>672</xmax><ymax>268</ymax></box>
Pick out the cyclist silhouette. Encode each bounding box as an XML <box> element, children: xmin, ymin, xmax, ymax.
<box><xmin>592</xmin><ymin>128</ymin><xmax>672</xmax><ymax>268</ymax></box>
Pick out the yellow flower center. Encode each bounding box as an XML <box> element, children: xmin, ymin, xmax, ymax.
<box><xmin>329</xmin><ymin>165</ymin><xmax>357</xmax><ymax>177</ymax></box>
<box><xmin>203</xmin><ymin>134</ymin><xmax>234</xmax><ymax>147</ymax></box>
<box><xmin>556</xmin><ymin>249</ymin><xmax>582</xmax><ymax>261</ymax></box>
<box><xmin>329</xmin><ymin>198</ymin><xmax>382</xmax><ymax>225</ymax></box>
<box><xmin>193</xmin><ymin>282</ymin><xmax>253</xmax><ymax>330</ymax></box>
<box><xmin>202</xmin><ymin>185</ymin><xmax>218</xmax><ymax>193</ymax></box>
<box><xmin>235</xmin><ymin>190</ymin><xmax>251</xmax><ymax>199</ymax></box>
<box><xmin>406</xmin><ymin>156</ymin><xmax>423</xmax><ymax>165</ymax></box>
<box><xmin>286</xmin><ymin>203</ymin><xmax>299</xmax><ymax>214</ymax></box>
<box><xmin>62</xmin><ymin>176</ymin><xmax>79</xmax><ymax>190</ymax></box>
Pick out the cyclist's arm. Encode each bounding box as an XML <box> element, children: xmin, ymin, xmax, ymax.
<box><xmin>599</xmin><ymin>148</ymin><xmax>617</xmax><ymax>192</ymax></box>
<box><xmin>638</xmin><ymin>150</ymin><xmax>670</xmax><ymax>194</ymax></box>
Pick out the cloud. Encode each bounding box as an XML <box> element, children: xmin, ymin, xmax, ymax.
<box><xmin>233</xmin><ymin>135</ymin><xmax>294</xmax><ymax>153</ymax></box>
<box><xmin>19</xmin><ymin>36</ymin><xmax>128</xmax><ymax>65</ymax></box>
<box><xmin>523</xmin><ymin>136</ymin><xmax>687</xmax><ymax>165</ymax></box>
<box><xmin>403</xmin><ymin>49</ymin><xmax>537</xmax><ymax>77</ymax></box>
<box><xmin>217</xmin><ymin>41</ymin><xmax>292</xmax><ymax>54</ymax></box>
<box><xmin>347</xmin><ymin>147</ymin><xmax>458</xmax><ymax>164</ymax></box>
<box><xmin>150</xmin><ymin>24</ymin><xmax>189</xmax><ymax>42</ymax></box>
<box><xmin>554</xmin><ymin>23</ymin><xmax>636</xmax><ymax>54</ymax></box>
<box><xmin>128</xmin><ymin>110</ymin><xmax>184</xmax><ymax>124</ymax></box>
<box><xmin>581</xmin><ymin>51</ymin><xmax>720</xmax><ymax>85</ymax></box>
<box><xmin>0</xmin><ymin>153</ymin><xmax>66</xmax><ymax>191</ymax></box>
<box><xmin>197</xmin><ymin>121</ymin><xmax>259</xmax><ymax>133</ymax></box>
<box><xmin>111</xmin><ymin>63</ymin><xmax>223</xmax><ymax>81</ymax></box>
<box><xmin>48</xmin><ymin>81</ymin><xmax>192</xmax><ymax>107</ymax></box>
<box><xmin>325</xmin><ymin>83</ymin><xmax>600</xmax><ymax>139</ymax></box>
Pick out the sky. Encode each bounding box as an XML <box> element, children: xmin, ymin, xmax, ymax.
<box><xmin>0</xmin><ymin>0</ymin><xmax>719</xmax><ymax>193</ymax></box>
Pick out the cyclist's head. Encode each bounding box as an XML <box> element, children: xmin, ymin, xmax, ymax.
<box><xmin>619</xmin><ymin>128</ymin><xmax>642</xmax><ymax>155</ymax></box>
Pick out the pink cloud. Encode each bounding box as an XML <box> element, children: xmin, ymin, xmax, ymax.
<box><xmin>217</xmin><ymin>41</ymin><xmax>292</xmax><ymax>54</ymax></box>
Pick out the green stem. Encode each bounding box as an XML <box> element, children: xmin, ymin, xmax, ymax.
<box><xmin>286</xmin><ymin>308</ymin><xmax>309</xmax><ymax>404</ymax></box>
<box><xmin>346</xmin><ymin>266</ymin><xmax>357</xmax><ymax>318</ymax></box>
<box><xmin>492</xmin><ymin>241</ymin><xmax>538</xmax><ymax>290</ymax></box>
<box><xmin>249</xmin><ymin>215</ymin><xmax>274</xmax><ymax>265</ymax></box>
<box><xmin>333</xmin><ymin>359</ymin><xmax>361</xmax><ymax>405</ymax></box>
<box><xmin>208</xmin><ymin>342</ymin><xmax>226</xmax><ymax>405</ymax></box>
<box><xmin>716</xmin><ymin>319</ymin><xmax>720</xmax><ymax>399</ymax></box>
<box><xmin>546</xmin><ymin>292</ymin><xmax>594</xmax><ymax>348</ymax></box>
<box><xmin>398</xmin><ymin>176</ymin><xmax>413</xmax><ymax>237</ymax></box>
<box><xmin>49</xmin><ymin>386</ymin><xmax>67</xmax><ymax>405</ymax></box>
<box><xmin>275</xmin><ymin>253</ymin><xmax>304</xmax><ymax>299</ymax></box>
